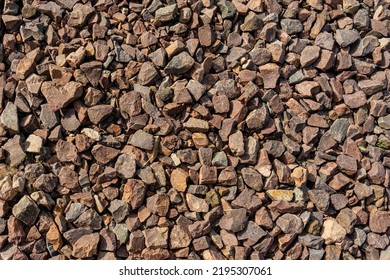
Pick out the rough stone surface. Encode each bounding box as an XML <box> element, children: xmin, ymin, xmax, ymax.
<box><xmin>0</xmin><ymin>0</ymin><xmax>388</xmax><ymax>261</ymax></box>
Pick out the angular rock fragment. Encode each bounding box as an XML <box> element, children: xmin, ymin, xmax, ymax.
<box><xmin>12</xmin><ymin>196</ymin><xmax>40</xmax><ymax>225</ymax></box>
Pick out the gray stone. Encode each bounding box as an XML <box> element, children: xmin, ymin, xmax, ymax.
<box><xmin>108</xmin><ymin>199</ymin><xmax>130</xmax><ymax>223</ymax></box>
<box><xmin>329</xmin><ymin>118</ymin><xmax>349</xmax><ymax>143</ymax></box>
<box><xmin>129</xmin><ymin>130</ymin><xmax>155</xmax><ymax>150</ymax></box>
<box><xmin>280</xmin><ymin>19</ymin><xmax>303</xmax><ymax>34</ymax></box>
<box><xmin>0</xmin><ymin>102</ymin><xmax>18</xmax><ymax>133</ymax></box>
<box><xmin>115</xmin><ymin>154</ymin><xmax>136</xmax><ymax>179</ymax></box>
<box><xmin>155</xmin><ymin>4</ymin><xmax>178</xmax><ymax>23</ymax></box>
<box><xmin>378</xmin><ymin>115</ymin><xmax>390</xmax><ymax>130</ymax></box>
<box><xmin>334</xmin><ymin>29</ymin><xmax>360</xmax><ymax>47</ymax></box>
<box><xmin>219</xmin><ymin>208</ymin><xmax>247</xmax><ymax>233</ymax></box>
<box><xmin>164</xmin><ymin>52</ymin><xmax>194</xmax><ymax>75</ymax></box>
<box><xmin>12</xmin><ymin>195</ymin><xmax>40</xmax><ymax>225</ymax></box>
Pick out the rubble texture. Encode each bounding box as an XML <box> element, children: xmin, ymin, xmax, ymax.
<box><xmin>0</xmin><ymin>0</ymin><xmax>390</xmax><ymax>260</ymax></box>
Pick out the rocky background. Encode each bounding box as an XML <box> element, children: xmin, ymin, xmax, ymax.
<box><xmin>0</xmin><ymin>0</ymin><xmax>390</xmax><ymax>260</ymax></box>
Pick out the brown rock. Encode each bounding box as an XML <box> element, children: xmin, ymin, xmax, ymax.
<box><xmin>186</xmin><ymin>193</ymin><xmax>209</xmax><ymax>213</ymax></box>
<box><xmin>170</xmin><ymin>225</ymin><xmax>191</xmax><ymax>249</ymax></box>
<box><xmin>198</xmin><ymin>24</ymin><xmax>215</xmax><ymax>47</ymax></box>
<box><xmin>343</xmin><ymin>91</ymin><xmax>367</xmax><ymax>109</ymax></box>
<box><xmin>300</xmin><ymin>46</ymin><xmax>320</xmax><ymax>67</ymax></box>
<box><xmin>199</xmin><ymin>166</ymin><xmax>218</xmax><ymax>185</ymax></box>
<box><xmin>87</xmin><ymin>105</ymin><xmax>113</xmax><ymax>125</ymax></box>
<box><xmin>72</xmin><ymin>233</ymin><xmax>100</xmax><ymax>259</ymax></box>
<box><xmin>144</xmin><ymin>227</ymin><xmax>169</xmax><ymax>248</ymax></box>
<box><xmin>16</xmin><ymin>57</ymin><xmax>35</xmax><ymax>80</ymax></box>
<box><xmin>41</xmin><ymin>81</ymin><xmax>83</xmax><ymax>111</ymax></box>
<box><xmin>259</xmin><ymin>63</ymin><xmax>280</xmax><ymax>89</ymax></box>
<box><xmin>46</xmin><ymin>223</ymin><xmax>63</xmax><ymax>251</ymax></box>
<box><xmin>91</xmin><ymin>145</ymin><xmax>120</xmax><ymax>164</ymax></box>
<box><xmin>170</xmin><ymin>168</ymin><xmax>188</xmax><ymax>192</ymax></box>
<box><xmin>219</xmin><ymin>208</ymin><xmax>247</xmax><ymax>233</ymax></box>
<box><xmin>369</xmin><ymin>211</ymin><xmax>390</xmax><ymax>233</ymax></box>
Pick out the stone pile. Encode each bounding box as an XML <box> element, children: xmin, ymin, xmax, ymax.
<box><xmin>0</xmin><ymin>0</ymin><xmax>389</xmax><ymax>260</ymax></box>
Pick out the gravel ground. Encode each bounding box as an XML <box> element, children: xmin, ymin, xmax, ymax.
<box><xmin>0</xmin><ymin>0</ymin><xmax>389</xmax><ymax>260</ymax></box>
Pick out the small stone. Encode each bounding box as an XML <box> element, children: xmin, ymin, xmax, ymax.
<box><xmin>129</xmin><ymin>130</ymin><xmax>155</xmax><ymax>151</ymax></box>
<box><xmin>358</xmin><ymin>80</ymin><xmax>384</xmax><ymax>96</ymax></box>
<box><xmin>241</xmin><ymin>167</ymin><xmax>263</xmax><ymax>191</ymax></box>
<box><xmin>281</xmin><ymin>19</ymin><xmax>303</xmax><ymax>34</ymax></box>
<box><xmin>81</xmin><ymin>128</ymin><xmax>101</xmax><ymax>141</ymax></box>
<box><xmin>378</xmin><ymin>115</ymin><xmax>390</xmax><ymax>130</ymax></box>
<box><xmin>218</xmin><ymin>0</ymin><xmax>236</xmax><ymax>19</ymax></box>
<box><xmin>12</xmin><ymin>195</ymin><xmax>40</xmax><ymax>225</ymax></box>
<box><xmin>199</xmin><ymin>166</ymin><xmax>218</xmax><ymax>185</ymax></box>
<box><xmin>147</xmin><ymin>193</ymin><xmax>170</xmax><ymax>217</ymax></box>
<box><xmin>115</xmin><ymin>154</ymin><xmax>136</xmax><ymax>179</ymax></box>
<box><xmin>67</xmin><ymin>3</ymin><xmax>94</xmax><ymax>27</ymax></box>
<box><xmin>368</xmin><ymin>162</ymin><xmax>385</xmax><ymax>185</ymax></box>
<box><xmin>170</xmin><ymin>225</ymin><xmax>191</xmax><ymax>249</ymax></box>
<box><xmin>329</xmin><ymin>118</ymin><xmax>349</xmax><ymax>143</ymax></box>
<box><xmin>55</xmin><ymin>140</ymin><xmax>79</xmax><ymax>164</ymax></box>
<box><xmin>46</xmin><ymin>223</ymin><xmax>63</xmax><ymax>251</ymax></box>
<box><xmin>33</xmin><ymin>174</ymin><xmax>58</xmax><ymax>193</ymax></box>
<box><xmin>336</xmin><ymin>155</ymin><xmax>357</xmax><ymax>176</ymax></box>
<box><xmin>321</xmin><ymin>218</ymin><xmax>347</xmax><ymax>244</ymax></box>
<box><xmin>170</xmin><ymin>168</ymin><xmax>188</xmax><ymax>192</ymax></box>
<box><xmin>369</xmin><ymin>211</ymin><xmax>390</xmax><ymax>234</ymax></box>
<box><xmin>198</xmin><ymin>24</ymin><xmax>215</xmax><ymax>47</ymax></box>
<box><xmin>308</xmin><ymin>189</ymin><xmax>329</xmax><ymax>212</ymax></box>
<box><xmin>259</xmin><ymin>63</ymin><xmax>280</xmax><ymax>89</ymax></box>
<box><xmin>291</xmin><ymin>167</ymin><xmax>308</xmax><ymax>187</ymax></box>
<box><xmin>334</xmin><ymin>29</ymin><xmax>360</xmax><ymax>47</ymax></box>
<box><xmin>0</xmin><ymin>175</ymin><xmax>17</xmax><ymax>201</ymax></box>
<box><xmin>59</xmin><ymin>166</ymin><xmax>79</xmax><ymax>190</ymax></box>
<box><xmin>219</xmin><ymin>208</ymin><xmax>247</xmax><ymax>233</ymax></box>
<box><xmin>16</xmin><ymin>57</ymin><xmax>35</xmax><ymax>80</ymax></box>
<box><xmin>122</xmin><ymin>179</ymin><xmax>146</xmax><ymax>210</ymax></box>
<box><xmin>184</xmin><ymin>118</ymin><xmax>209</xmax><ymax>132</ymax></box>
<box><xmin>354</xmin><ymin>182</ymin><xmax>372</xmax><ymax>200</ymax></box>
<box><xmin>215</xmin><ymin>79</ymin><xmax>239</xmax><ymax>99</ymax></box>
<box><xmin>249</xmin><ymin>48</ymin><xmax>271</xmax><ymax>66</ymax></box>
<box><xmin>314</xmin><ymin>32</ymin><xmax>335</xmax><ymax>50</ymax></box>
<box><xmin>80</xmin><ymin>61</ymin><xmax>102</xmax><ymax>87</ymax></box>
<box><xmin>72</xmin><ymin>233</ymin><xmax>100</xmax><ymax>259</ymax></box>
<box><xmin>87</xmin><ymin>105</ymin><xmax>113</xmax><ymax>125</ymax></box>
<box><xmin>343</xmin><ymin>91</ymin><xmax>367</xmax><ymax>109</ymax></box>
<box><xmin>108</xmin><ymin>199</ymin><xmax>130</xmax><ymax>223</ymax></box>
<box><xmin>336</xmin><ymin>208</ymin><xmax>357</xmax><ymax>234</ymax></box>
<box><xmin>155</xmin><ymin>4</ymin><xmax>178</xmax><ymax>24</ymax></box>
<box><xmin>213</xmin><ymin>95</ymin><xmax>230</xmax><ymax>114</ymax></box>
<box><xmin>66</xmin><ymin>47</ymin><xmax>85</xmax><ymax>68</ymax></box>
<box><xmin>164</xmin><ymin>52</ymin><xmax>194</xmax><ymax>75</ymax></box>
<box><xmin>263</xmin><ymin>140</ymin><xmax>285</xmax><ymax>158</ymax></box>
<box><xmin>144</xmin><ymin>227</ymin><xmax>169</xmax><ymax>248</ymax></box>
<box><xmin>300</xmin><ymin>46</ymin><xmax>320</xmax><ymax>67</ymax></box>
<box><xmin>237</xmin><ymin>221</ymin><xmax>267</xmax><ymax>246</ymax></box>
<box><xmin>0</xmin><ymin>102</ymin><xmax>18</xmax><ymax>133</ymax></box>
<box><xmin>246</xmin><ymin>106</ymin><xmax>269</xmax><ymax>130</ymax></box>
<box><xmin>276</xmin><ymin>213</ymin><xmax>304</xmax><ymax>234</ymax></box>
<box><xmin>41</xmin><ymin>81</ymin><xmax>83</xmax><ymax>111</ymax></box>
<box><xmin>24</xmin><ymin>134</ymin><xmax>43</xmax><ymax>154</ymax></box>
<box><xmin>186</xmin><ymin>80</ymin><xmax>206</xmax><ymax>102</ymax></box>
<box><xmin>91</xmin><ymin>144</ymin><xmax>120</xmax><ymax>164</ymax></box>
<box><xmin>266</xmin><ymin>190</ymin><xmax>294</xmax><ymax>201</ymax></box>
<box><xmin>3</xmin><ymin>136</ymin><xmax>26</xmax><ymax>167</ymax></box>
<box><xmin>186</xmin><ymin>193</ymin><xmax>209</xmax><ymax>213</ymax></box>
<box><xmin>343</xmin><ymin>0</ymin><xmax>360</xmax><ymax>14</ymax></box>
<box><xmin>229</xmin><ymin>130</ymin><xmax>245</xmax><ymax>156</ymax></box>
<box><xmin>138</xmin><ymin>62</ymin><xmax>159</xmax><ymax>85</ymax></box>
<box><xmin>240</xmin><ymin>11</ymin><xmax>263</xmax><ymax>32</ymax></box>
